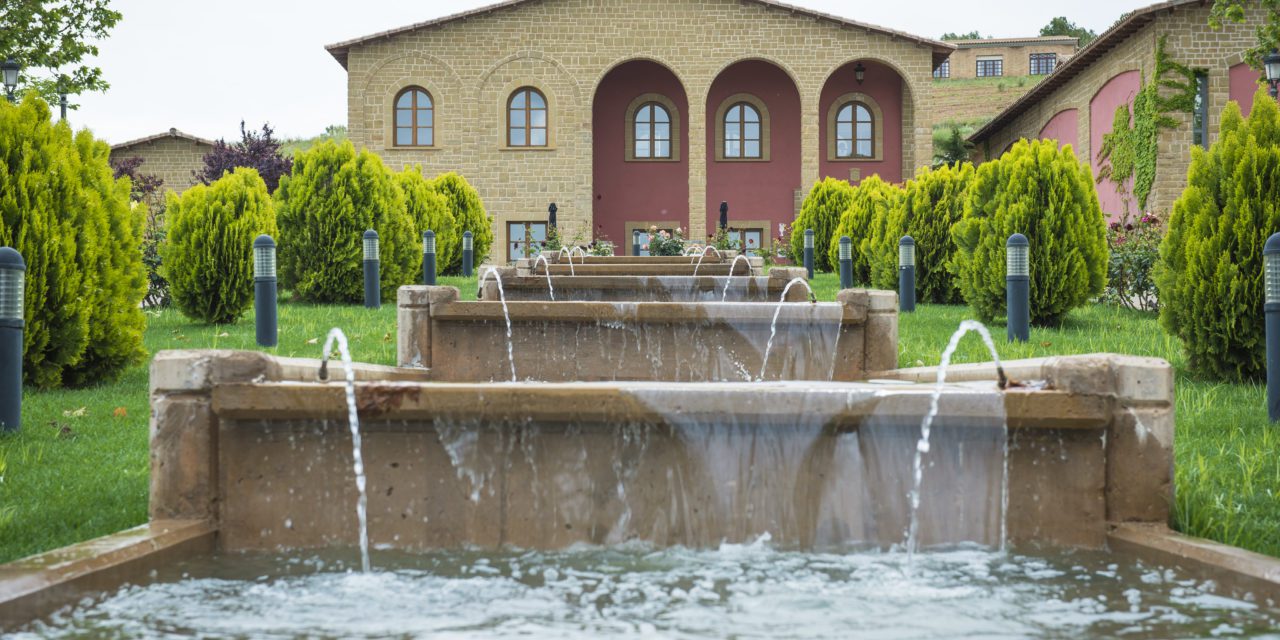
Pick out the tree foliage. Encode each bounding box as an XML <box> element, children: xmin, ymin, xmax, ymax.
<box><xmin>0</xmin><ymin>95</ymin><xmax>145</xmax><ymax>388</ymax></box>
<box><xmin>940</xmin><ymin>31</ymin><xmax>984</xmax><ymax>41</ymax></box>
<box><xmin>110</xmin><ymin>156</ymin><xmax>168</xmax><ymax>306</ymax></box>
<box><xmin>194</xmin><ymin>121</ymin><xmax>293</xmax><ymax>192</ymax></box>
<box><xmin>1157</xmin><ymin>90</ymin><xmax>1280</xmax><ymax>380</ymax></box>
<box><xmin>1210</xmin><ymin>0</ymin><xmax>1280</xmax><ymax>68</ymax></box>
<box><xmin>164</xmin><ymin>168</ymin><xmax>277</xmax><ymax>324</ymax></box>
<box><xmin>1039</xmin><ymin>16</ymin><xmax>1098</xmax><ymax>47</ymax></box>
<box><xmin>870</xmin><ymin>164</ymin><xmax>973</xmax><ymax>302</ymax></box>
<box><xmin>933</xmin><ymin>125</ymin><xmax>973</xmax><ymax>167</ymax></box>
<box><xmin>829</xmin><ymin>175</ymin><xmax>902</xmax><ymax>286</ymax></box>
<box><xmin>430</xmin><ymin>172</ymin><xmax>493</xmax><ymax>274</ymax></box>
<box><xmin>790</xmin><ymin>177</ymin><xmax>854</xmax><ymax>272</ymax></box>
<box><xmin>395</xmin><ymin>166</ymin><xmax>458</xmax><ymax>272</ymax></box>
<box><xmin>950</xmin><ymin>138</ymin><xmax>1108</xmax><ymax>326</ymax></box>
<box><xmin>0</xmin><ymin>0</ymin><xmax>122</xmax><ymax>104</ymax></box>
<box><xmin>275</xmin><ymin>140</ymin><xmax>417</xmax><ymax>303</ymax></box>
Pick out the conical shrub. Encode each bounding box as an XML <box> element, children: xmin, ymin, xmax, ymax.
<box><xmin>868</xmin><ymin>163</ymin><xmax>973</xmax><ymax>302</ymax></box>
<box><xmin>1157</xmin><ymin>89</ymin><xmax>1280</xmax><ymax>380</ymax></box>
<box><xmin>396</xmin><ymin>166</ymin><xmax>458</xmax><ymax>271</ymax></box>
<box><xmin>164</xmin><ymin>168</ymin><xmax>277</xmax><ymax>324</ymax></box>
<box><xmin>829</xmin><ymin>175</ymin><xmax>903</xmax><ymax>286</ymax></box>
<box><xmin>791</xmin><ymin>177</ymin><xmax>853</xmax><ymax>272</ymax></box>
<box><xmin>430</xmin><ymin>172</ymin><xmax>492</xmax><ymax>274</ymax></box>
<box><xmin>950</xmin><ymin>138</ymin><xmax>1107</xmax><ymax>325</ymax></box>
<box><xmin>275</xmin><ymin>141</ymin><xmax>417</xmax><ymax>303</ymax></box>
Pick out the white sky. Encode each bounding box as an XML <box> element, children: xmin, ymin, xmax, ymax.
<box><xmin>74</xmin><ymin>0</ymin><xmax>1155</xmax><ymax>144</ymax></box>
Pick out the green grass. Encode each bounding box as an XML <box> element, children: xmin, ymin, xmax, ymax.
<box><xmin>0</xmin><ymin>272</ymin><xmax>1277</xmax><ymax>562</ymax></box>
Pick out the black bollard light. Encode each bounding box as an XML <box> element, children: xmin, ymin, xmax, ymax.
<box><xmin>423</xmin><ymin>230</ymin><xmax>437</xmax><ymax>286</ymax></box>
<box><xmin>462</xmin><ymin>230</ymin><xmax>474</xmax><ymax>277</ymax></box>
<box><xmin>363</xmin><ymin>229</ymin><xmax>380</xmax><ymax>309</ymax></box>
<box><xmin>0</xmin><ymin>247</ymin><xmax>23</xmax><ymax>432</ymax></box>
<box><xmin>1265</xmin><ymin>233</ymin><xmax>1280</xmax><ymax>421</ymax></box>
<box><xmin>899</xmin><ymin>235</ymin><xmax>916</xmax><ymax>313</ymax></box>
<box><xmin>633</xmin><ymin>229</ymin><xmax>641</xmax><ymax>257</ymax></box>
<box><xmin>253</xmin><ymin>235</ymin><xmax>277</xmax><ymax>348</ymax></box>
<box><xmin>719</xmin><ymin>202</ymin><xmax>729</xmax><ymax>232</ymax></box>
<box><xmin>839</xmin><ymin>236</ymin><xmax>853</xmax><ymax>290</ymax></box>
<box><xmin>1006</xmin><ymin>233</ymin><xmax>1030</xmax><ymax>343</ymax></box>
<box><xmin>803</xmin><ymin>229</ymin><xmax>815</xmax><ymax>280</ymax></box>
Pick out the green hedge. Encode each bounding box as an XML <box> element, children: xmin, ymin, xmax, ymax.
<box><xmin>431</xmin><ymin>172</ymin><xmax>491</xmax><ymax>274</ymax></box>
<box><xmin>829</xmin><ymin>175</ymin><xmax>902</xmax><ymax>286</ymax></box>
<box><xmin>164</xmin><ymin>168</ymin><xmax>277</xmax><ymax>324</ymax></box>
<box><xmin>791</xmin><ymin>177</ymin><xmax>853</xmax><ymax>272</ymax></box>
<box><xmin>950</xmin><ymin>138</ymin><xmax>1107</xmax><ymax>325</ymax></box>
<box><xmin>0</xmin><ymin>96</ymin><xmax>146</xmax><ymax>388</ymax></box>
<box><xmin>869</xmin><ymin>163</ymin><xmax>973</xmax><ymax>302</ymax></box>
<box><xmin>275</xmin><ymin>141</ymin><xmax>417</xmax><ymax>303</ymax></box>
<box><xmin>1157</xmin><ymin>90</ymin><xmax>1280</xmax><ymax>380</ymax></box>
<box><xmin>396</xmin><ymin>167</ymin><xmax>458</xmax><ymax>271</ymax></box>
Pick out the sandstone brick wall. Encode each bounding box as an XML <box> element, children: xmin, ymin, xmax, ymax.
<box><xmin>339</xmin><ymin>0</ymin><xmax>940</xmax><ymax>258</ymax></box>
<box><xmin>973</xmin><ymin>2</ymin><xmax>1269</xmax><ymax>217</ymax></box>
<box><xmin>945</xmin><ymin>41</ymin><xmax>1078</xmax><ymax>80</ymax></box>
<box><xmin>110</xmin><ymin>134</ymin><xmax>211</xmax><ymax>195</ymax></box>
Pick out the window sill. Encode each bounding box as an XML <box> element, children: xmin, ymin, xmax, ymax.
<box><xmin>827</xmin><ymin>156</ymin><xmax>882</xmax><ymax>163</ymax></box>
<box><xmin>500</xmin><ymin>145</ymin><xmax>557</xmax><ymax>152</ymax></box>
<box><xmin>389</xmin><ymin>145</ymin><xmax>440</xmax><ymax>151</ymax></box>
<box><xmin>625</xmin><ymin>157</ymin><xmax>681</xmax><ymax>163</ymax></box>
<box><xmin>714</xmin><ymin>157</ymin><xmax>771</xmax><ymax>163</ymax></box>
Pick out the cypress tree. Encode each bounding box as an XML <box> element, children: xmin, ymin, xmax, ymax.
<box><xmin>164</xmin><ymin>168</ymin><xmax>277</xmax><ymax>324</ymax></box>
<box><xmin>829</xmin><ymin>175</ymin><xmax>903</xmax><ymax>285</ymax></box>
<box><xmin>950</xmin><ymin>138</ymin><xmax>1107</xmax><ymax>325</ymax></box>
<box><xmin>869</xmin><ymin>163</ymin><xmax>973</xmax><ymax>302</ymax></box>
<box><xmin>1157</xmin><ymin>89</ymin><xmax>1280</xmax><ymax>380</ymax></box>
<box><xmin>396</xmin><ymin>166</ymin><xmax>458</xmax><ymax>272</ymax></box>
<box><xmin>791</xmin><ymin>177</ymin><xmax>853</xmax><ymax>272</ymax></box>
<box><xmin>430</xmin><ymin>172</ymin><xmax>492</xmax><ymax>274</ymax></box>
<box><xmin>275</xmin><ymin>141</ymin><xmax>417</xmax><ymax>303</ymax></box>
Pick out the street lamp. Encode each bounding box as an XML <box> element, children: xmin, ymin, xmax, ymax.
<box><xmin>2</xmin><ymin>59</ymin><xmax>19</xmax><ymax>102</ymax></box>
<box><xmin>1265</xmin><ymin>49</ymin><xmax>1280</xmax><ymax>100</ymax></box>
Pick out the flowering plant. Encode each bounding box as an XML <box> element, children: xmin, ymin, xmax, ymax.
<box><xmin>644</xmin><ymin>225</ymin><xmax>686</xmax><ymax>256</ymax></box>
<box><xmin>1101</xmin><ymin>213</ymin><xmax>1163</xmax><ymax>312</ymax></box>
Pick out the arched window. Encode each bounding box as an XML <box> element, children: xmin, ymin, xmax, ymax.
<box><xmin>394</xmin><ymin>87</ymin><xmax>433</xmax><ymax>147</ymax></box>
<box><xmin>508</xmin><ymin>87</ymin><xmax>547</xmax><ymax>147</ymax></box>
<box><xmin>634</xmin><ymin>102</ymin><xmax>671</xmax><ymax>159</ymax></box>
<box><xmin>835</xmin><ymin>102</ymin><xmax>873</xmax><ymax>159</ymax></box>
<box><xmin>723</xmin><ymin>102</ymin><xmax>762</xmax><ymax>159</ymax></box>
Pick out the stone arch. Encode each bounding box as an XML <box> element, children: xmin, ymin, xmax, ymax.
<box><xmin>1089</xmin><ymin>70</ymin><xmax>1142</xmax><ymax>218</ymax></box>
<box><xmin>818</xmin><ymin>59</ymin><xmax>910</xmax><ymax>184</ymax></box>
<box><xmin>358</xmin><ymin>53</ymin><xmax>463</xmax><ymax>152</ymax></box>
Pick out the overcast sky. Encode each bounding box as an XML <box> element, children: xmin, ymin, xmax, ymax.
<box><xmin>75</xmin><ymin>0</ymin><xmax>1155</xmax><ymax>144</ymax></box>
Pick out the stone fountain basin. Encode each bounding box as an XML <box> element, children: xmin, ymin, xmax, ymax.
<box><xmin>479</xmin><ymin>269</ymin><xmax>809</xmax><ymax>302</ymax></box>
<box><xmin>5</xmin><ymin>350</ymin><xmax>1280</xmax><ymax>627</ymax></box>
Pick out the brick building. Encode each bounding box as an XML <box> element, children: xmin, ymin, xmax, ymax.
<box><xmin>969</xmin><ymin>0</ymin><xmax>1276</xmax><ymax>219</ymax></box>
<box><xmin>109</xmin><ymin>128</ymin><xmax>213</xmax><ymax>195</ymax></box>
<box><xmin>326</xmin><ymin>0</ymin><xmax>953</xmax><ymax>261</ymax></box>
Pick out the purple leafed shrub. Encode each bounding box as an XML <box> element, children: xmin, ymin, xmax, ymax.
<box><xmin>195</xmin><ymin>121</ymin><xmax>293</xmax><ymax>192</ymax></box>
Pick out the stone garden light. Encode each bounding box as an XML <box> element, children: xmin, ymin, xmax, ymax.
<box><xmin>838</xmin><ymin>236</ymin><xmax>853</xmax><ymax>290</ymax></box>
<box><xmin>253</xmin><ymin>235</ymin><xmax>277</xmax><ymax>348</ymax></box>
<box><xmin>1264</xmin><ymin>232</ymin><xmax>1280</xmax><ymax>421</ymax></box>
<box><xmin>899</xmin><ymin>235</ymin><xmax>916</xmax><ymax>313</ymax></box>
<box><xmin>1265</xmin><ymin>49</ymin><xmax>1280</xmax><ymax>99</ymax></box>
<box><xmin>1</xmin><ymin>58</ymin><xmax>19</xmax><ymax>102</ymax></box>
<box><xmin>462</xmin><ymin>231</ymin><xmax>474</xmax><ymax>277</ymax></box>
<box><xmin>1006</xmin><ymin>233</ymin><xmax>1030</xmax><ymax>343</ymax></box>
<box><xmin>0</xmin><ymin>246</ymin><xmax>24</xmax><ymax>432</ymax></box>
<box><xmin>363</xmin><ymin>229</ymin><xmax>380</xmax><ymax>309</ymax></box>
<box><xmin>803</xmin><ymin>229</ymin><xmax>815</xmax><ymax>280</ymax></box>
<box><xmin>422</xmin><ymin>230</ymin><xmax>437</xmax><ymax>286</ymax></box>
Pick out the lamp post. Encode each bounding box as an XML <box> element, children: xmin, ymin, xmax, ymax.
<box><xmin>719</xmin><ymin>201</ymin><xmax>729</xmax><ymax>232</ymax></box>
<box><xmin>253</xmin><ymin>235</ymin><xmax>277</xmax><ymax>348</ymax></box>
<box><xmin>2</xmin><ymin>58</ymin><xmax>19</xmax><ymax>103</ymax></box>
<box><xmin>838</xmin><ymin>236</ymin><xmax>853</xmax><ymax>290</ymax></box>
<box><xmin>899</xmin><ymin>235</ymin><xmax>916</xmax><ymax>313</ymax></box>
<box><xmin>1264</xmin><ymin>233</ymin><xmax>1280</xmax><ymax>421</ymax></box>
<box><xmin>423</xmin><ymin>230</ymin><xmax>437</xmax><ymax>286</ymax></box>
<box><xmin>633</xmin><ymin>229</ymin><xmax>641</xmax><ymax>257</ymax></box>
<box><xmin>461</xmin><ymin>230</ymin><xmax>474</xmax><ymax>277</ymax></box>
<box><xmin>363</xmin><ymin>229</ymin><xmax>380</xmax><ymax>309</ymax></box>
<box><xmin>1265</xmin><ymin>49</ymin><xmax>1280</xmax><ymax>100</ymax></box>
<box><xmin>803</xmin><ymin>229</ymin><xmax>815</xmax><ymax>280</ymax></box>
<box><xmin>1006</xmin><ymin>233</ymin><xmax>1030</xmax><ymax>343</ymax></box>
<box><xmin>0</xmin><ymin>247</ymin><xmax>24</xmax><ymax>432</ymax></box>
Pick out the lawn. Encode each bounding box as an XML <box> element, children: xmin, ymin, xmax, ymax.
<box><xmin>0</xmin><ymin>272</ymin><xmax>1276</xmax><ymax>563</ymax></box>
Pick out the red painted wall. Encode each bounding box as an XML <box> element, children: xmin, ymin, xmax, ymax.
<box><xmin>819</xmin><ymin>60</ymin><xmax>904</xmax><ymax>185</ymax></box>
<box><xmin>1090</xmin><ymin>70</ymin><xmax>1141</xmax><ymax>218</ymax></box>
<box><xmin>592</xmin><ymin>60</ymin><xmax>689</xmax><ymax>248</ymax></box>
<box><xmin>1038</xmin><ymin>108</ymin><xmax>1079</xmax><ymax>151</ymax></box>
<box><xmin>1229</xmin><ymin>62</ymin><xmax>1274</xmax><ymax>118</ymax></box>
<box><xmin>705</xmin><ymin>60</ymin><xmax>801</xmax><ymax>242</ymax></box>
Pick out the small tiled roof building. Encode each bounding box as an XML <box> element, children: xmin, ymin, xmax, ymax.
<box><xmin>109</xmin><ymin>128</ymin><xmax>214</xmax><ymax>195</ymax></box>
<box><xmin>968</xmin><ymin>0</ymin><xmax>1278</xmax><ymax>219</ymax></box>
<box><xmin>327</xmin><ymin>0</ymin><xmax>954</xmax><ymax>261</ymax></box>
